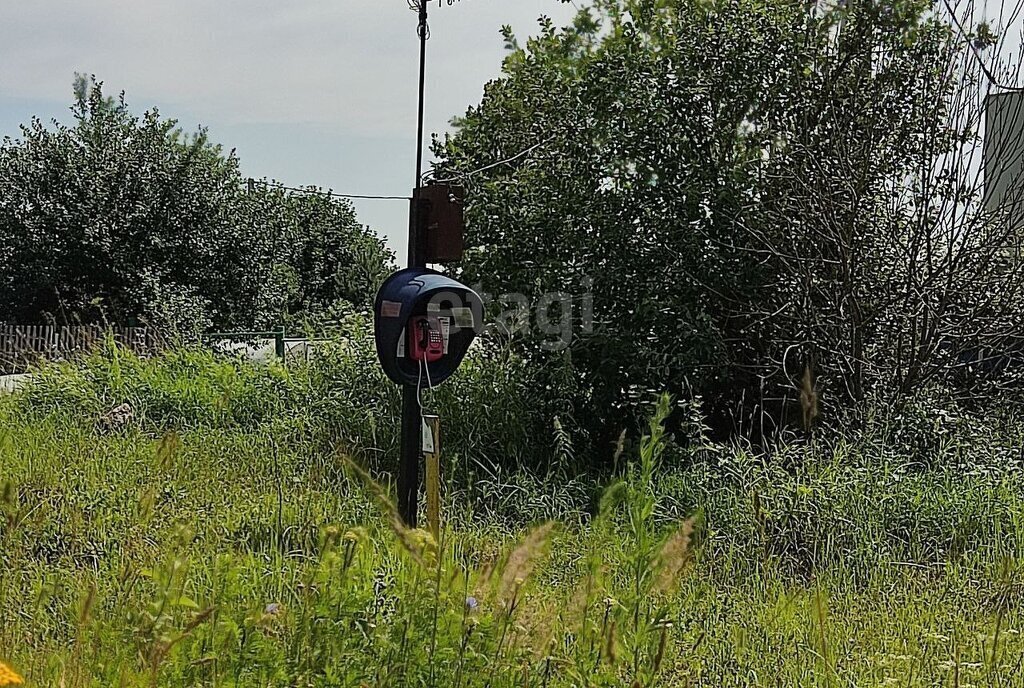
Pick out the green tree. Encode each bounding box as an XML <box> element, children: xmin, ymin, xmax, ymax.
<box><xmin>0</xmin><ymin>77</ymin><xmax>392</xmax><ymax>332</ymax></box>
<box><xmin>433</xmin><ymin>0</ymin><xmax>1024</xmax><ymax>443</ymax></box>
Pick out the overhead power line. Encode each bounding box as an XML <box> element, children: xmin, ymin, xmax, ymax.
<box><xmin>248</xmin><ymin>179</ymin><xmax>411</xmax><ymax>201</ymax></box>
<box><xmin>428</xmin><ymin>136</ymin><xmax>554</xmax><ymax>184</ymax></box>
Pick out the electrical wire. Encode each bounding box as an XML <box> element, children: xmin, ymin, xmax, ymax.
<box><xmin>416</xmin><ymin>355</ymin><xmax>435</xmax><ymax>409</ymax></box>
<box><xmin>415</xmin><ymin>355</ymin><xmax>438</xmax><ymax>457</ymax></box>
<box><xmin>427</xmin><ymin>137</ymin><xmax>554</xmax><ymax>184</ymax></box>
<box><xmin>423</xmin><ymin>352</ymin><xmax>434</xmax><ymax>390</ymax></box>
<box><xmin>417</xmin><ymin>358</ymin><xmax>426</xmax><ymax>411</ymax></box>
<box><xmin>248</xmin><ymin>179</ymin><xmax>410</xmax><ymax>201</ymax></box>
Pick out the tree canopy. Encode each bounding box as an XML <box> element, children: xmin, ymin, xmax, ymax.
<box><xmin>0</xmin><ymin>77</ymin><xmax>393</xmax><ymax>332</ymax></box>
<box><xmin>433</xmin><ymin>0</ymin><xmax>1024</xmax><ymax>441</ymax></box>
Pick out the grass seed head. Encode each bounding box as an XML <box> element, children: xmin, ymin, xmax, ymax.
<box><xmin>653</xmin><ymin>517</ymin><xmax>697</xmax><ymax>594</ymax></box>
<box><xmin>496</xmin><ymin>522</ymin><xmax>556</xmax><ymax>606</ymax></box>
<box><xmin>604</xmin><ymin>619</ymin><xmax>618</xmax><ymax>666</ymax></box>
<box><xmin>155</xmin><ymin>430</ymin><xmax>181</xmax><ymax>470</ymax></box>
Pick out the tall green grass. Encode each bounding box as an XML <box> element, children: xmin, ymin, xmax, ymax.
<box><xmin>1</xmin><ymin>344</ymin><xmax>1024</xmax><ymax>685</ymax></box>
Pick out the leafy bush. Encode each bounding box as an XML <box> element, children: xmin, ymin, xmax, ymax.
<box><xmin>435</xmin><ymin>0</ymin><xmax>1024</xmax><ymax>441</ymax></box>
<box><xmin>0</xmin><ymin>76</ymin><xmax>392</xmax><ymax>331</ymax></box>
<box><xmin>13</xmin><ymin>319</ymin><xmax>568</xmax><ymax>479</ymax></box>
<box><xmin>17</xmin><ymin>340</ymin><xmax>292</xmax><ymax>430</ymax></box>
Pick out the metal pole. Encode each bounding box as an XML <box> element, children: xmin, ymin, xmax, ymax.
<box><xmin>398</xmin><ymin>0</ymin><xmax>430</xmax><ymax>528</ymax></box>
<box><xmin>275</xmin><ymin>325</ymin><xmax>285</xmax><ymax>361</ymax></box>
<box><xmin>398</xmin><ymin>385</ymin><xmax>421</xmax><ymax>527</ymax></box>
<box><xmin>414</xmin><ymin>0</ymin><xmax>428</xmax><ymax>189</ymax></box>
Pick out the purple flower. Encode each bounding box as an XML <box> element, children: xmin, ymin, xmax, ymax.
<box><xmin>465</xmin><ymin>596</ymin><xmax>479</xmax><ymax>611</ymax></box>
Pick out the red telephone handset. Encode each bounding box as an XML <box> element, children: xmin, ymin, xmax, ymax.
<box><xmin>409</xmin><ymin>316</ymin><xmax>444</xmax><ymax>363</ymax></box>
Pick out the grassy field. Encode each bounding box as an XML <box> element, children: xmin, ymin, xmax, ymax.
<box><xmin>2</xmin><ymin>346</ymin><xmax>1024</xmax><ymax>686</ymax></box>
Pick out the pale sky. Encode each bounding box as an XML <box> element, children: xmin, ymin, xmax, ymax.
<box><xmin>0</xmin><ymin>0</ymin><xmax>578</xmax><ymax>263</ymax></box>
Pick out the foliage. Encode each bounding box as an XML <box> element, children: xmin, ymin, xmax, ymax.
<box><xmin>0</xmin><ymin>76</ymin><xmax>392</xmax><ymax>332</ymax></box>
<box><xmin>3</xmin><ymin>382</ymin><xmax>1024</xmax><ymax>685</ymax></box>
<box><xmin>433</xmin><ymin>0</ymin><xmax>1024</xmax><ymax>442</ymax></box>
<box><xmin>4</xmin><ymin>3</ymin><xmax>1024</xmax><ymax>680</ymax></box>
<box><xmin>13</xmin><ymin>327</ymin><xmax>564</xmax><ymax>486</ymax></box>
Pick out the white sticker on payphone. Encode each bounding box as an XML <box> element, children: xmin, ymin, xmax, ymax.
<box><xmin>452</xmin><ymin>307</ymin><xmax>474</xmax><ymax>329</ymax></box>
<box><xmin>439</xmin><ymin>316</ymin><xmax>451</xmax><ymax>354</ymax></box>
<box><xmin>397</xmin><ymin>327</ymin><xmax>405</xmax><ymax>358</ymax></box>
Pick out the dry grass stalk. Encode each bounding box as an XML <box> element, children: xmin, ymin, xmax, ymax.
<box><xmin>154</xmin><ymin>430</ymin><xmax>181</xmax><ymax>471</ymax></box>
<box><xmin>612</xmin><ymin>429</ymin><xmax>626</xmax><ymax>473</ymax></box>
<box><xmin>604</xmin><ymin>619</ymin><xmax>618</xmax><ymax>666</ymax></box>
<box><xmin>340</xmin><ymin>453</ymin><xmax>434</xmax><ymax>565</ymax></box>
<box><xmin>800</xmin><ymin>363</ymin><xmax>819</xmax><ymax>432</ymax></box>
<box><xmin>495</xmin><ymin>522</ymin><xmax>556</xmax><ymax>606</ymax></box>
<box><xmin>564</xmin><ymin>561</ymin><xmax>607</xmax><ymax>621</ymax></box>
<box><xmin>79</xmin><ymin>582</ymin><xmax>97</xmax><ymax>626</ymax></box>
<box><xmin>652</xmin><ymin>625</ymin><xmax>669</xmax><ymax>675</ymax></box>
<box><xmin>653</xmin><ymin>517</ymin><xmax>697</xmax><ymax>594</ymax></box>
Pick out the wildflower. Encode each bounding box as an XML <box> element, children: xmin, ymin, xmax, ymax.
<box><xmin>465</xmin><ymin>596</ymin><xmax>479</xmax><ymax>612</ymax></box>
<box><xmin>0</xmin><ymin>661</ymin><xmax>23</xmax><ymax>686</ymax></box>
<box><xmin>264</xmin><ymin>603</ymin><xmax>281</xmax><ymax>615</ymax></box>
